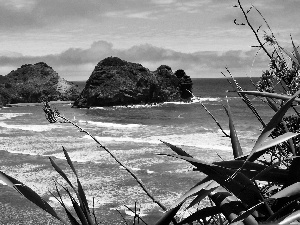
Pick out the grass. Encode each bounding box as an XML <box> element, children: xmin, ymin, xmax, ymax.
<box><xmin>1</xmin><ymin>0</ymin><xmax>300</xmax><ymax>224</ymax></box>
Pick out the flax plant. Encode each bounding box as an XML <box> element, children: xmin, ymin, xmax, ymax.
<box><xmin>2</xmin><ymin>1</ymin><xmax>300</xmax><ymax>225</ymax></box>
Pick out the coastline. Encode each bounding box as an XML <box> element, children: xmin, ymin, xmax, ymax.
<box><xmin>5</xmin><ymin>101</ymin><xmax>73</xmax><ymax>107</ymax></box>
<box><xmin>0</xmin><ymin>78</ymin><xmax>263</xmax><ymax>224</ymax></box>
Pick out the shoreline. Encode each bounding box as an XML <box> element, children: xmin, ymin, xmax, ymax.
<box><xmin>4</xmin><ymin>101</ymin><xmax>73</xmax><ymax>107</ymax></box>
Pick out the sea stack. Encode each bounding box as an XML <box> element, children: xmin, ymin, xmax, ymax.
<box><xmin>73</xmin><ymin>57</ymin><xmax>193</xmax><ymax>108</ymax></box>
<box><xmin>0</xmin><ymin>62</ymin><xmax>80</xmax><ymax>106</ymax></box>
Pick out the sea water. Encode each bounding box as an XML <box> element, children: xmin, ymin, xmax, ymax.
<box><xmin>0</xmin><ymin>78</ymin><xmax>274</xmax><ymax>224</ymax></box>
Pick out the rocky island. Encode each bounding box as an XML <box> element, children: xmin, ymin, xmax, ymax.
<box><xmin>0</xmin><ymin>62</ymin><xmax>80</xmax><ymax>107</ymax></box>
<box><xmin>73</xmin><ymin>57</ymin><xmax>193</xmax><ymax>108</ymax></box>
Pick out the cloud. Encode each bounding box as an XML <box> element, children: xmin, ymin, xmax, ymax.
<box><xmin>0</xmin><ymin>0</ymin><xmax>230</xmax><ymax>29</ymax></box>
<box><xmin>0</xmin><ymin>40</ymin><xmax>270</xmax><ymax>80</ymax></box>
<box><xmin>0</xmin><ymin>0</ymin><xmax>154</xmax><ymax>29</ymax></box>
<box><xmin>151</xmin><ymin>0</ymin><xmax>175</xmax><ymax>4</ymax></box>
<box><xmin>105</xmin><ymin>10</ymin><xmax>159</xmax><ymax>19</ymax></box>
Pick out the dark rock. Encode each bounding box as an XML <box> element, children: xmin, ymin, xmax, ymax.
<box><xmin>73</xmin><ymin>57</ymin><xmax>193</xmax><ymax>108</ymax></box>
<box><xmin>0</xmin><ymin>62</ymin><xmax>80</xmax><ymax>106</ymax></box>
<box><xmin>175</xmin><ymin>69</ymin><xmax>193</xmax><ymax>99</ymax></box>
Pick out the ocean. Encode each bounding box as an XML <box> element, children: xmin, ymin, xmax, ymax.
<box><xmin>0</xmin><ymin>77</ymin><xmax>274</xmax><ymax>224</ymax></box>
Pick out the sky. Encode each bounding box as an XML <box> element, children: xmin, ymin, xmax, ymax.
<box><xmin>0</xmin><ymin>0</ymin><xmax>299</xmax><ymax>81</ymax></box>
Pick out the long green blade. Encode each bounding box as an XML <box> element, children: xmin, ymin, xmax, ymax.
<box><xmin>279</xmin><ymin>45</ymin><xmax>300</xmax><ymax>66</ymax></box>
<box><xmin>238</xmin><ymin>91</ymin><xmax>300</xmax><ymax>103</ymax></box>
<box><xmin>161</xmin><ymin>141</ymin><xmax>192</xmax><ymax>157</ymax></box>
<box><xmin>187</xmin><ymin>182</ymin><xmax>219</xmax><ymax>209</ymax></box>
<box><xmin>154</xmin><ymin>203</ymin><xmax>182</xmax><ymax>225</ymax></box>
<box><xmin>178</xmin><ymin>206</ymin><xmax>221</xmax><ymax>225</ymax></box>
<box><xmin>171</xmin><ymin>179</ymin><xmax>218</xmax><ymax>208</ymax></box>
<box><xmin>254</xmin><ymin>132</ymin><xmax>299</xmax><ymax>152</ymax></box>
<box><xmin>278</xmin><ymin>210</ymin><xmax>300</xmax><ymax>225</ymax></box>
<box><xmin>62</xmin><ymin>146</ymin><xmax>78</xmax><ymax>177</ymax></box>
<box><xmin>64</xmin><ymin>187</ymin><xmax>90</xmax><ymax>225</ymax></box>
<box><xmin>210</xmin><ymin>192</ymin><xmax>258</xmax><ymax>225</ymax></box>
<box><xmin>224</xmin><ymin>103</ymin><xmax>243</xmax><ymax>158</ymax></box>
<box><xmin>292</xmin><ymin>40</ymin><xmax>300</xmax><ymax>65</ymax></box>
<box><xmin>162</xmin><ymin>154</ymin><xmax>265</xmax><ymax>212</ymax></box>
<box><xmin>269</xmin><ymin>182</ymin><xmax>300</xmax><ymax>199</ymax></box>
<box><xmin>231</xmin><ymin>202</ymin><xmax>264</xmax><ymax>223</ymax></box>
<box><xmin>62</xmin><ymin>147</ymin><xmax>92</xmax><ymax>219</ymax></box>
<box><xmin>49</xmin><ymin>157</ymin><xmax>74</xmax><ymax>189</ymax></box>
<box><xmin>214</xmin><ymin>160</ymin><xmax>267</xmax><ymax>171</ymax></box>
<box><xmin>50</xmin><ymin>189</ymin><xmax>81</xmax><ymax>225</ymax></box>
<box><xmin>0</xmin><ymin>171</ymin><xmax>65</xmax><ymax>223</ymax></box>
<box><xmin>248</xmin><ymin>89</ymin><xmax>300</xmax><ymax>162</ymax></box>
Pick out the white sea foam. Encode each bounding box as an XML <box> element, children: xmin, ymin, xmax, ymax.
<box><xmin>0</xmin><ymin>113</ymin><xmax>32</xmax><ymax>120</ymax></box>
<box><xmin>119</xmin><ymin>166</ymin><xmax>155</xmax><ymax>174</ymax></box>
<box><xmin>4</xmin><ymin>149</ymin><xmax>41</xmax><ymax>156</ymax></box>
<box><xmin>83</xmin><ymin>135</ymin><xmax>161</xmax><ymax>145</ymax></box>
<box><xmin>78</xmin><ymin>120</ymin><xmax>142</xmax><ymax>128</ymax></box>
<box><xmin>164</xmin><ymin>101</ymin><xmax>193</xmax><ymax>105</ymax></box>
<box><xmin>0</xmin><ymin>122</ymin><xmax>60</xmax><ymax>132</ymax></box>
<box><xmin>199</xmin><ymin>97</ymin><xmax>221</xmax><ymax>102</ymax></box>
<box><xmin>0</xmin><ymin>180</ymin><xmax>7</xmax><ymax>186</ymax></box>
<box><xmin>89</xmin><ymin>104</ymin><xmax>163</xmax><ymax>110</ymax></box>
<box><xmin>114</xmin><ymin>104</ymin><xmax>163</xmax><ymax>109</ymax></box>
<box><xmin>89</xmin><ymin>106</ymin><xmax>106</xmax><ymax>110</ymax></box>
<box><xmin>88</xmin><ymin>97</ymin><xmax>220</xmax><ymax>109</ymax></box>
<box><xmin>163</xmin><ymin>97</ymin><xmax>221</xmax><ymax>105</ymax></box>
<box><xmin>82</xmin><ymin>133</ymin><xmax>232</xmax><ymax>151</ymax></box>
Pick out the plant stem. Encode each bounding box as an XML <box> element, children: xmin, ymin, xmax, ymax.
<box><xmin>57</xmin><ymin>114</ymin><xmax>167</xmax><ymax>211</ymax></box>
<box><xmin>237</xmin><ymin>0</ymin><xmax>272</xmax><ymax>59</ymax></box>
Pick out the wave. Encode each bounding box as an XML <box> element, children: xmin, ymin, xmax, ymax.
<box><xmin>0</xmin><ymin>113</ymin><xmax>32</xmax><ymax>120</ymax></box>
<box><xmin>82</xmin><ymin>135</ymin><xmax>160</xmax><ymax>144</ymax></box>
<box><xmin>78</xmin><ymin>120</ymin><xmax>142</xmax><ymax>128</ymax></box>
<box><xmin>3</xmin><ymin>149</ymin><xmax>42</xmax><ymax>156</ymax></box>
<box><xmin>199</xmin><ymin>97</ymin><xmax>221</xmax><ymax>102</ymax></box>
<box><xmin>88</xmin><ymin>96</ymin><xmax>221</xmax><ymax>109</ymax></box>
<box><xmin>0</xmin><ymin>180</ymin><xmax>7</xmax><ymax>185</ymax></box>
<box><xmin>114</xmin><ymin>104</ymin><xmax>163</xmax><ymax>109</ymax></box>
<box><xmin>164</xmin><ymin>96</ymin><xmax>221</xmax><ymax>105</ymax></box>
<box><xmin>89</xmin><ymin>104</ymin><xmax>163</xmax><ymax>110</ymax></box>
<box><xmin>88</xmin><ymin>106</ymin><xmax>106</xmax><ymax>110</ymax></box>
<box><xmin>81</xmin><ymin>133</ymin><xmax>232</xmax><ymax>151</ymax></box>
<box><xmin>0</xmin><ymin>122</ymin><xmax>61</xmax><ymax>132</ymax></box>
<box><xmin>119</xmin><ymin>166</ymin><xmax>155</xmax><ymax>174</ymax></box>
<box><xmin>1</xmin><ymin>148</ymin><xmax>93</xmax><ymax>163</ymax></box>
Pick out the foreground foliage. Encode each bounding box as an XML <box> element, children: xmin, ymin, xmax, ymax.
<box><xmin>1</xmin><ymin>0</ymin><xmax>300</xmax><ymax>224</ymax></box>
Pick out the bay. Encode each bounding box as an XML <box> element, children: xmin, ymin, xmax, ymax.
<box><xmin>0</xmin><ymin>77</ymin><xmax>273</xmax><ymax>224</ymax></box>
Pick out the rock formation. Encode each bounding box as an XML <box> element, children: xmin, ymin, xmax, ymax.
<box><xmin>73</xmin><ymin>57</ymin><xmax>193</xmax><ymax>108</ymax></box>
<box><xmin>0</xmin><ymin>62</ymin><xmax>80</xmax><ymax>106</ymax></box>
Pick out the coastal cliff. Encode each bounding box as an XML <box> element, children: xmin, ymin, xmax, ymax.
<box><xmin>0</xmin><ymin>62</ymin><xmax>80</xmax><ymax>106</ymax></box>
<box><xmin>73</xmin><ymin>57</ymin><xmax>193</xmax><ymax>108</ymax></box>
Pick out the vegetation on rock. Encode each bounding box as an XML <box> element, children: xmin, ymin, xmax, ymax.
<box><xmin>0</xmin><ymin>62</ymin><xmax>80</xmax><ymax>106</ymax></box>
<box><xmin>73</xmin><ymin>57</ymin><xmax>193</xmax><ymax>108</ymax></box>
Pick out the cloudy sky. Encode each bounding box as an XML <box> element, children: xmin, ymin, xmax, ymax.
<box><xmin>0</xmin><ymin>0</ymin><xmax>299</xmax><ymax>81</ymax></box>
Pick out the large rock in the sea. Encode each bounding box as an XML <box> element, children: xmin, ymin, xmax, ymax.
<box><xmin>0</xmin><ymin>62</ymin><xmax>80</xmax><ymax>105</ymax></box>
<box><xmin>73</xmin><ymin>57</ymin><xmax>193</xmax><ymax>108</ymax></box>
